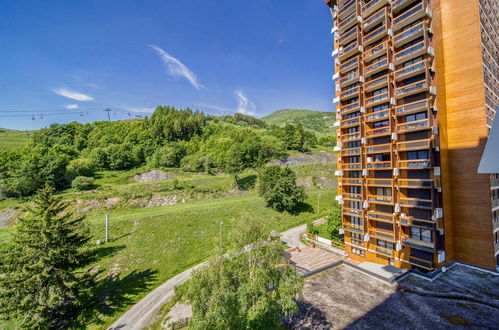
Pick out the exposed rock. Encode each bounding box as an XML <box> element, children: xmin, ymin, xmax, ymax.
<box><xmin>0</xmin><ymin>208</ymin><xmax>21</xmax><ymax>229</ymax></box>
<box><xmin>133</xmin><ymin>170</ymin><xmax>173</xmax><ymax>183</ymax></box>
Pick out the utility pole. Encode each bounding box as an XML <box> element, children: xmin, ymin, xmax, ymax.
<box><xmin>104</xmin><ymin>108</ymin><xmax>112</xmax><ymax>122</ymax></box>
<box><xmin>105</xmin><ymin>214</ymin><xmax>109</xmax><ymax>243</ymax></box>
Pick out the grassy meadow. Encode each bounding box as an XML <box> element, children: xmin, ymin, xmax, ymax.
<box><xmin>0</xmin><ymin>128</ymin><xmax>32</xmax><ymax>151</ymax></box>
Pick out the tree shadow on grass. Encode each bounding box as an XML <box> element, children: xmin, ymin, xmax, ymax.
<box><xmin>91</xmin><ymin>245</ymin><xmax>126</xmax><ymax>262</ymax></box>
<box><xmin>238</xmin><ymin>174</ymin><xmax>257</xmax><ymax>190</ymax></box>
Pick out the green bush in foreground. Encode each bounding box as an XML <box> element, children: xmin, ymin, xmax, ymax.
<box><xmin>71</xmin><ymin>176</ymin><xmax>95</xmax><ymax>191</ymax></box>
<box><xmin>258</xmin><ymin>166</ymin><xmax>307</xmax><ymax>212</ymax></box>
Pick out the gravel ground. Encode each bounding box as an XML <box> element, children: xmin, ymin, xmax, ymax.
<box><xmin>286</xmin><ymin>264</ymin><xmax>499</xmax><ymax>330</ymax></box>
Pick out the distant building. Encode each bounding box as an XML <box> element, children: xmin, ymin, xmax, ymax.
<box><xmin>324</xmin><ymin>0</ymin><xmax>498</xmax><ymax>271</ymax></box>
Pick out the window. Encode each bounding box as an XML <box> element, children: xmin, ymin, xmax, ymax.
<box><xmin>411</xmin><ymin>227</ymin><xmax>432</xmax><ymax>242</ymax></box>
<box><xmin>347</xmin><ymin>141</ymin><xmax>361</xmax><ymax>148</ymax></box>
<box><xmin>345</xmin><ymin>97</ymin><xmax>359</xmax><ymax>105</ymax></box>
<box><xmin>350</xmin><ymin>216</ymin><xmax>362</xmax><ymax>226</ymax></box>
<box><xmin>373</xmin><ymin>87</ymin><xmax>388</xmax><ymax>96</ymax></box>
<box><xmin>346</xmin><ymin>111</ymin><xmax>361</xmax><ymax>119</ymax></box>
<box><xmin>347</xmin><ymin>126</ymin><xmax>360</xmax><ymax>133</ymax></box>
<box><xmin>377</xmin><ymin>239</ymin><xmax>394</xmax><ymax>250</ymax></box>
<box><xmin>350</xmin><ymin>201</ymin><xmax>362</xmax><ymax>210</ymax></box>
<box><xmin>352</xmin><ymin>233</ymin><xmax>363</xmax><ymax>240</ymax></box>
<box><xmin>373</xmin><ymin>153</ymin><xmax>390</xmax><ymax>162</ymax></box>
<box><xmin>373</xmin><ymin>104</ymin><xmax>389</xmax><ymax>112</ymax></box>
<box><xmin>348</xmin><ymin>171</ymin><xmax>362</xmax><ymax>178</ymax></box>
<box><xmin>350</xmin><ymin>186</ymin><xmax>361</xmax><ymax>194</ymax></box>
<box><xmin>349</xmin><ymin>156</ymin><xmax>360</xmax><ymax>163</ymax></box>
<box><xmin>403</xmin><ymin>56</ymin><xmax>424</xmax><ymax>67</ymax></box>
<box><xmin>407</xmin><ymin>150</ymin><xmax>429</xmax><ymax>160</ymax></box>
<box><xmin>373</xmin><ymin>120</ymin><xmax>389</xmax><ymax>128</ymax></box>
<box><xmin>375</xmin><ymin>187</ymin><xmax>392</xmax><ymax>196</ymax></box>
<box><xmin>405</xmin><ymin>112</ymin><xmax>427</xmax><ymax>122</ymax></box>
<box><xmin>352</xmin><ymin>247</ymin><xmax>365</xmax><ymax>256</ymax></box>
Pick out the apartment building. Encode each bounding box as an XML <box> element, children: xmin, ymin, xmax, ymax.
<box><xmin>325</xmin><ymin>0</ymin><xmax>498</xmax><ymax>271</ymax></box>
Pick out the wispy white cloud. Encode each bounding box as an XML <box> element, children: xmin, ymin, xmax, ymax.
<box><xmin>148</xmin><ymin>44</ymin><xmax>202</xmax><ymax>90</ymax></box>
<box><xmin>65</xmin><ymin>104</ymin><xmax>79</xmax><ymax>109</ymax></box>
<box><xmin>234</xmin><ymin>90</ymin><xmax>256</xmax><ymax>116</ymax></box>
<box><xmin>120</xmin><ymin>105</ymin><xmax>155</xmax><ymax>113</ymax></box>
<box><xmin>196</xmin><ymin>103</ymin><xmax>233</xmax><ymax>114</ymax></box>
<box><xmin>53</xmin><ymin>88</ymin><xmax>94</xmax><ymax>101</ymax></box>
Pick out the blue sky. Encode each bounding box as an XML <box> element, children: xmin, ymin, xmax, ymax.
<box><xmin>0</xmin><ymin>0</ymin><xmax>335</xmax><ymax>130</ymax></box>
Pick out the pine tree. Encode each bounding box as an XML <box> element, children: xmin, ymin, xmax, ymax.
<box><xmin>0</xmin><ymin>185</ymin><xmax>95</xmax><ymax>329</ymax></box>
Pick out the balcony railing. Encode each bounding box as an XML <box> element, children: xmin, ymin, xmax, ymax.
<box><xmin>338</xmin><ymin>0</ymin><xmax>357</xmax><ymax>21</ymax></box>
<box><xmin>394</xmin><ymin>59</ymin><xmax>429</xmax><ymax>81</ymax></box>
<box><xmin>343</xmin><ymin>225</ymin><xmax>365</xmax><ymax>234</ymax></box>
<box><xmin>368</xmin><ymin>194</ymin><xmax>393</xmax><ymax>204</ymax></box>
<box><xmin>344</xmin><ymin>192</ymin><xmax>363</xmax><ymax>200</ymax></box>
<box><xmin>398</xmin><ymin>159</ymin><xmax>431</xmax><ymax>169</ymax></box>
<box><xmin>363</xmin><ymin>23</ymin><xmax>390</xmax><ymax>46</ymax></box>
<box><xmin>338</xmin><ymin>11</ymin><xmax>361</xmax><ymax>33</ymax></box>
<box><xmin>400</xmin><ymin>197</ymin><xmax>433</xmax><ymax>209</ymax></box>
<box><xmin>397</xmin><ymin>139</ymin><xmax>431</xmax><ymax>151</ymax></box>
<box><xmin>340</xmin><ymin>131</ymin><xmax>361</xmax><ymax>142</ymax></box>
<box><xmin>394</xmin><ymin>38</ymin><xmax>431</xmax><ymax>65</ymax></box>
<box><xmin>375</xmin><ymin>246</ymin><xmax>394</xmax><ymax>257</ymax></box>
<box><xmin>340</xmin><ymin>86</ymin><xmax>360</xmax><ymax>101</ymax></box>
<box><xmin>400</xmin><ymin>215</ymin><xmax>435</xmax><ymax>229</ymax></box>
<box><xmin>340</xmin><ymin>72</ymin><xmax>361</xmax><ymax>88</ymax></box>
<box><xmin>403</xmin><ymin>237</ymin><xmax>435</xmax><ymax>252</ymax></box>
<box><xmin>398</xmin><ymin>179</ymin><xmax>433</xmax><ymax>189</ymax></box>
<box><xmin>363</xmin><ymin>7</ymin><xmax>388</xmax><ymax>31</ymax></box>
<box><xmin>365</xmin><ymin>91</ymin><xmax>390</xmax><ymax>107</ymax></box>
<box><xmin>340</xmin><ymin>26</ymin><xmax>360</xmax><ymax>46</ymax></box>
<box><xmin>369</xmin><ymin>228</ymin><xmax>395</xmax><ymax>241</ymax></box>
<box><xmin>341</xmin><ymin>116</ymin><xmax>361</xmax><ymax>128</ymax></box>
<box><xmin>365</xmin><ymin>142</ymin><xmax>391</xmax><ymax>153</ymax></box>
<box><xmin>364</xmin><ymin>58</ymin><xmax>389</xmax><ymax>77</ymax></box>
<box><xmin>340</xmin><ymin>162</ymin><xmax>362</xmax><ymax>170</ymax></box>
<box><xmin>394</xmin><ymin>21</ymin><xmax>425</xmax><ymax>48</ymax></box>
<box><xmin>341</xmin><ymin>178</ymin><xmax>363</xmax><ymax>185</ymax></box>
<box><xmin>364</xmin><ymin>74</ymin><xmax>389</xmax><ymax>92</ymax></box>
<box><xmin>492</xmin><ymin>198</ymin><xmax>499</xmax><ymax>209</ymax></box>
<box><xmin>365</xmin><ymin>126</ymin><xmax>391</xmax><ymax>138</ymax></box>
<box><xmin>364</xmin><ymin>109</ymin><xmax>390</xmax><ymax>122</ymax></box>
<box><xmin>392</xmin><ymin>0</ymin><xmax>419</xmax><ymax>13</ymax></box>
<box><xmin>393</xmin><ymin>1</ymin><xmax>431</xmax><ymax>32</ymax></box>
<box><xmin>339</xmin><ymin>42</ymin><xmax>363</xmax><ymax>61</ymax></box>
<box><xmin>362</xmin><ymin>0</ymin><xmax>390</xmax><ymax>18</ymax></box>
<box><xmin>395</xmin><ymin>77</ymin><xmax>430</xmax><ymax>99</ymax></box>
<box><xmin>491</xmin><ymin>177</ymin><xmax>499</xmax><ymax>188</ymax></box>
<box><xmin>408</xmin><ymin>257</ymin><xmax>433</xmax><ymax>269</ymax></box>
<box><xmin>343</xmin><ymin>207</ymin><xmax>364</xmax><ymax>217</ymax></box>
<box><xmin>341</xmin><ymin>147</ymin><xmax>361</xmax><ymax>156</ymax></box>
<box><xmin>364</xmin><ymin>41</ymin><xmax>388</xmax><ymax>62</ymax></box>
<box><xmin>339</xmin><ymin>55</ymin><xmax>360</xmax><ymax>72</ymax></box>
<box><xmin>395</xmin><ymin>99</ymin><xmax>430</xmax><ymax>116</ymax></box>
<box><xmin>350</xmin><ymin>238</ymin><xmax>365</xmax><ymax>247</ymax></box>
<box><xmin>367</xmin><ymin>210</ymin><xmax>395</xmax><ymax>222</ymax></box>
<box><xmin>367</xmin><ymin>161</ymin><xmax>392</xmax><ymax>169</ymax></box>
<box><xmin>366</xmin><ymin>178</ymin><xmax>393</xmax><ymax>186</ymax></box>
<box><xmin>340</xmin><ymin>101</ymin><xmax>361</xmax><ymax>114</ymax></box>
<box><xmin>397</xmin><ymin>118</ymin><xmax>430</xmax><ymax>133</ymax></box>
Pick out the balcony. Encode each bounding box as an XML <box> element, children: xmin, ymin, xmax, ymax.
<box><xmin>408</xmin><ymin>257</ymin><xmax>433</xmax><ymax>269</ymax></box>
<box><xmin>339</xmin><ymin>41</ymin><xmax>364</xmax><ymax>61</ymax></box>
<box><xmin>393</xmin><ymin>21</ymin><xmax>426</xmax><ymax>48</ymax></box>
<box><xmin>338</xmin><ymin>0</ymin><xmax>357</xmax><ymax>21</ymax></box>
<box><xmin>340</xmin><ymin>85</ymin><xmax>361</xmax><ymax>101</ymax></box>
<box><xmin>364</xmin><ymin>58</ymin><xmax>390</xmax><ymax>77</ymax></box>
<box><xmin>397</xmin><ymin>118</ymin><xmax>430</xmax><ymax>133</ymax></box>
<box><xmin>365</xmin><ymin>142</ymin><xmax>391</xmax><ymax>153</ymax></box>
<box><xmin>340</xmin><ymin>131</ymin><xmax>361</xmax><ymax>142</ymax></box>
<box><xmin>344</xmin><ymin>192</ymin><xmax>363</xmax><ymax>200</ymax></box>
<box><xmin>363</xmin><ymin>23</ymin><xmax>392</xmax><ymax>46</ymax></box>
<box><xmin>400</xmin><ymin>215</ymin><xmax>435</xmax><ymax>229</ymax></box>
<box><xmin>363</xmin><ymin>7</ymin><xmax>388</xmax><ymax>31</ymax></box>
<box><xmin>392</xmin><ymin>0</ymin><xmax>419</xmax><ymax>13</ymax></box>
<box><xmin>393</xmin><ymin>1</ymin><xmax>432</xmax><ymax>32</ymax></box>
<box><xmin>364</xmin><ymin>41</ymin><xmax>388</xmax><ymax>62</ymax></box>
<box><xmin>341</xmin><ymin>147</ymin><xmax>361</xmax><ymax>156</ymax></box>
<box><xmin>362</xmin><ymin>0</ymin><xmax>391</xmax><ymax>19</ymax></box>
<box><xmin>394</xmin><ymin>59</ymin><xmax>430</xmax><ymax>81</ymax></box>
<box><xmin>368</xmin><ymin>193</ymin><xmax>394</xmax><ymax>204</ymax></box>
<box><xmin>340</xmin><ymin>101</ymin><xmax>361</xmax><ymax>115</ymax></box>
<box><xmin>349</xmin><ymin>238</ymin><xmax>365</xmax><ymax>247</ymax></box>
<box><xmin>399</xmin><ymin>197</ymin><xmax>433</xmax><ymax>209</ymax></box>
<box><xmin>367</xmin><ymin>210</ymin><xmax>395</xmax><ymax>223</ymax></box>
<box><xmin>398</xmin><ymin>159</ymin><xmax>431</xmax><ymax>169</ymax></box>
<box><xmin>340</xmin><ymin>116</ymin><xmax>361</xmax><ymax>128</ymax></box>
<box><xmin>394</xmin><ymin>38</ymin><xmax>432</xmax><ymax>65</ymax></box>
<box><xmin>340</xmin><ymin>26</ymin><xmax>361</xmax><ymax>46</ymax></box>
<box><xmin>365</xmin><ymin>91</ymin><xmax>390</xmax><ymax>108</ymax></box>
<box><xmin>369</xmin><ymin>228</ymin><xmax>395</xmax><ymax>242</ymax></box>
<box><xmin>340</xmin><ymin>162</ymin><xmax>362</xmax><ymax>170</ymax></box>
<box><xmin>340</xmin><ymin>71</ymin><xmax>363</xmax><ymax>88</ymax></box>
<box><xmin>395</xmin><ymin>98</ymin><xmax>430</xmax><ymax>116</ymax></box>
<box><xmin>343</xmin><ymin>207</ymin><xmax>364</xmax><ymax>217</ymax></box>
<box><xmin>341</xmin><ymin>178</ymin><xmax>363</xmax><ymax>185</ymax></box>
<box><xmin>364</xmin><ymin>74</ymin><xmax>389</xmax><ymax>92</ymax></box>
<box><xmin>395</xmin><ymin>76</ymin><xmax>431</xmax><ymax>99</ymax></box>
<box><xmin>339</xmin><ymin>55</ymin><xmax>360</xmax><ymax>72</ymax></box>
<box><xmin>398</xmin><ymin>179</ymin><xmax>433</xmax><ymax>189</ymax></box>
<box><xmin>366</xmin><ymin>178</ymin><xmax>393</xmax><ymax>187</ymax></box>
<box><xmin>343</xmin><ymin>225</ymin><xmax>365</xmax><ymax>234</ymax></box>
<box><xmin>397</xmin><ymin>139</ymin><xmax>431</xmax><ymax>151</ymax></box>
<box><xmin>364</xmin><ymin>109</ymin><xmax>390</xmax><ymax>122</ymax></box>
<box><xmin>367</xmin><ymin>161</ymin><xmax>393</xmax><ymax>170</ymax></box>
<box><xmin>403</xmin><ymin>237</ymin><xmax>435</xmax><ymax>252</ymax></box>
<box><xmin>338</xmin><ymin>11</ymin><xmax>362</xmax><ymax>33</ymax></box>
<box><xmin>375</xmin><ymin>246</ymin><xmax>394</xmax><ymax>257</ymax></box>
<box><xmin>365</xmin><ymin>126</ymin><xmax>391</xmax><ymax>138</ymax></box>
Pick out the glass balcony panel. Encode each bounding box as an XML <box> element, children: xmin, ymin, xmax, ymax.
<box><xmin>397</xmin><ymin>159</ymin><xmax>431</xmax><ymax>169</ymax></box>
<box><xmin>362</xmin><ymin>0</ymin><xmax>390</xmax><ymax>18</ymax></box>
<box><xmin>365</xmin><ymin>58</ymin><xmax>388</xmax><ymax>77</ymax></box>
<box><xmin>399</xmin><ymin>197</ymin><xmax>433</xmax><ymax>209</ymax></box>
<box><xmin>403</xmin><ymin>237</ymin><xmax>435</xmax><ymax>252</ymax></box>
<box><xmin>395</xmin><ymin>99</ymin><xmax>430</xmax><ymax>116</ymax></box>
<box><xmin>365</xmin><ymin>126</ymin><xmax>391</xmax><ymax>137</ymax></box>
<box><xmin>363</xmin><ymin>24</ymin><xmax>388</xmax><ymax>45</ymax></box>
<box><xmin>340</xmin><ymin>71</ymin><xmax>360</xmax><ymax>87</ymax></box>
<box><xmin>341</xmin><ymin>147</ymin><xmax>361</xmax><ymax>156</ymax></box>
<box><xmin>341</xmin><ymin>117</ymin><xmax>361</xmax><ymax>127</ymax></box>
<box><xmin>400</xmin><ymin>215</ymin><xmax>435</xmax><ymax>228</ymax></box>
<box><xmin>398</xmin><ymin>179</ymin><xmax>434</xmax><ymax>188</ymax></box>
<box><xmin>338</xmin><ymin>0</ymin><xmax>357</xmax><ymax>21</ymax></box>
<box><xmin>341</xmin><ymin>178</ymin><xmax>363</xmax><ymax>185</ymax></box>
<box><xmin>344</xmin><ymin>192</ymin><xmax>363</xmax><ymax>200</ymax></box>
<box><xmin>367</xmin><ymin>161</ymin><xmax>392</xmax><ymax>169</ymax></box>
<box><xmin>395</xmin><ymin>77</ymin><xmax>429</xmax><ymax>98</ymax></box>
<box><xmin>341</xmin><ymin>132</ymin><xmax>361</xmax><ymax>142</ymax></box>
<box><xmin>364</xmin><ymin>75</ymin><xmax>389</xmax><ymax>92</ymax></box>
<box><xmin>368</xmin><ymin>194</ymin><xmax>393</xmax><ymax>203</ymax></box>
<box><xmin>365</xmin><ymin>92</ymin><xmax>389</xmax><ymax>107</ymax></box>
<box><xmin>393</xmin><ymin>22</ymin><xmax>425</xmax><ymax>47</ymax></box>
<box><xmin>341</xmin><ymin>162</ymin><xmax>362</xmax><ymax>170</ymax></box>
<box><xmin>366</xmin><ymin>178</ymin><xmax>393</xmax><ymax>186</ymax></box>
<box><xmin>363</xmin><ymin>7</ymin><xmax>387</xmax><ymax>31</ymax></box>
<box><xmin>338</xmin><ymin>12</ymin><xmax>359</xmax><ymax>33</ymax></box>
<box><xmin>339</xmin><ymin>41</ymin><xmax>362</xmax><ymax>61</ymax></box>
<box><xmin>394</xmin><ymin>59</ymin><xmax>428</xmax><ymax>81</ymax></box>
<box><xmin>340</xmin><ymin>101</ymin><xmax>361</xmax><ymax>114</ymax></box>
<box><xmin>339</xmin><ymin>56</ymin><xmax>360</xmax><ymax>72</ymax></box>
<box><xmin>367</xmin><ymin>211</ymin><xmax>394</xmax><ymax>222</ymax></box>
<box><xmin>394</xmin><ymin>39</ymin><xmax>428</xmax><ymax>64</ymax></box>
<box><xmin>340</xmin><ymin>86</ymin><xmax>360</xmax><ymax>101</ymax></box>
<box><xmin>397</xmin><ymin>118</ymin><xmax>430</xmax><ymax>133</ymax></box>
<box><xmin>365</xmin><ymin>142</ymin><xmax>391</xmax><ymax>153</ymax></box>
<box><xmin>364</xmin><ymin>109</ymin><xmax>390</xmax><ymax>122</ymax></box>
<box><xmin>375</xmin><ymin>246</ymin><xmax>394</xmax><ymax>257</ymax></box>
<box><xmin>340</xmin><ymin>26</ymin><xmax>360</xmax><ymax>46</ymax></box>
<box><xmin>392</xmin><ymin>0</ymin><xmax>419</xmax><ymax>13</ymax></box>
<box><xmin>396</xmin><ymin>139</ymin><xmax>431</xmax><ymax>151</ymax></box>
<box><xmin>408</xmin><ymin>257</ymin><xmax>433</xmax><ymax>269</ymax></box>
<box><xmin>393</xmin><ymin>2</ymin><xmax>429</xmax><ymax>32</ymax></box>
<box><xmin>364</xmin><ymin>42</ymin><xmax>387</xmax><ymax>62</ymax></box>
<box><xmin>369</xmin><ymin>228</ymin><xmax>395</xmax><ymax>241</ymax></box>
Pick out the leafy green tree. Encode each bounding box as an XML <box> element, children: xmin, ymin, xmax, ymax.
<box><xmin>148</xmin><ymin>142</ymin><xmax>187</xmax><ymax>168</ymax></box>
<box><xmin>71</xmin><ymin>176</ymin><xmax>95</xmax><ymax>191</ymax></box>
<box><xmin>327</xmin><ymin>208</ymin><xmax>343</xmax><ymax>242</ymax></box>
<box><xmin>0</xmin><ymin>186</ymin><xmax>95</xmax><ymax>329</ymax></box>
<box><xmin>258</xmin><ymin>166</ymin><xmax>307</xmax><ymax>212</ymax></box>
<box><xmin>187</xmin><ymin>217</ymin><xmax>303</xmax><ymax>330</ymax></box>
<box><xmin>66</xmin><ymin>158</ymin><xmax>96</xmax><ymax>178</ymax></box>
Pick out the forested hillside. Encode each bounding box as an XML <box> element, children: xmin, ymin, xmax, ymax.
<box><xmin>0</xmin><ymin>107</ymin><xmax>330</xmax><ymax>198</ymax></box>
<box><xmin>261</xmin><ymin>109</ymin><xmax>336</xmax><ymax>136</ymax></box>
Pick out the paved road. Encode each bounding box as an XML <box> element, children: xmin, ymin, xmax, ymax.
<box><xmin>109</xmin><ymin>222</ymin><xmax>314</xmax><ymax>329</ymax></box>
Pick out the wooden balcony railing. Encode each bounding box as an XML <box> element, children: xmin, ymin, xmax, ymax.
<box><xmin>403</xmin><ymin>236</ymin><xmax>435</xmax><ymax>252</ymax></box>
<box><xmin>343</xmin><ymin>207</ymin><xmax>364</xmax><ymax>217</ymax></box>
<box><xmin>344</xmin><ymin>192</ymin><xmax>363</xmax><ymax>200</ymax></box>
<box><xmin>338</xmin><ymin>11</ymin><xmax>360</xmax><ymax>33</ymax></box>
<box><xmin>340</xmin><ymin>85</ymin><xmax>361</xmax><ymax>101</ymax></box>
<box><xmin>340</xmin><ymin>26</ymin><xmax>361</xmax><ymax>46</ymax></box>
<box><xmin>395</xmin><ymin>98</ymin><xmax>430</xmax><ymax>116</ymax></box>
<box><xmin>364</xmin><ymin>58</ymin><xmax>389</xmax><ymax>77</ymax></box>
<box><xmin>365</xmin><ymin>126</ymin><xmax>391</xmax><ymax>138</ymax></box>
<box><xmin>367</xmin><ymin>210</ymin><xmax>395</xmax><ymax>222</ymax></box>
<box><xmin>394</xmin><ymin>37</ymin><xmax>431</xmax><ymax>65</ymax></box>
<box><xmin>365</xmin><ymin>142</ymin><xmax>391</xmax><ymax>153</ymax></box>
<box><xmin>364</xmin><ymin>109</ymin><xmax>390</xmax><ymax>122</ymax></box>
<box><xmin>375</xmin><ymin>246</ymin><xmax>394</xmax><ymax>257</ymax></box>
<box><xmin>368</xmin><ymin>194</ymin><xmax>394</xmax><ymax>204</ymax></box>
<box><xmin>339</xmin><ymin>41</ymin><xmax>362</xmax><ymax>61</ymax></box>
<box><xmin>367</xmin><ymin>161</ymin><xmax>392</xmax><ymax>170</ymax></box>
<box><xmin>340</xmin><ymin>131</ymin><xmax>361</xmax><ymax>142</ymax></box>
<box><xmin>343</xmin><ymin>224</ymin><xmax>365</xmax><ymax>234</ymax></box>
<box><xmin>341</xmin><ymin>178</ymin><xmax>363</xmax><ymax>185</ymax></box>
<box><xmin>399</xmin><ymin>197</ymin><xmax>433</xmax><ymax>209</ymax></box>
<box><xmin>396</xmin><ymin>138</ymin><xmax>431</xmax><ymax>151</ymax></box>
<box><xmin>339</xmin><ymin>55</ymin><xmax>360</xmax><ymax>72</ymax></box>
<box><xmin>366</xmin><ymin>178</ymin><xmax>394</xmax><ymax>187</ymax></box>
<box><xmin>340</xmin><ymin>101</ymin><xmax>361</xmax><ymax>114</ymax></box>
<box><xmin>364</xmin><ymin>41</ymin><xmax>388</xmax><ymax>63</ymax></box>
<box><xmin>398</xmin><ymin>179</ymin><xmax>433</xmax><ymax>189</ymax></box>
<box><xmin>365</xmin><ymin>91</ymin><xmax>390</xmax><ymax>107</ymax></box>
<box><xmin>369</xmin><ymin>228</ymin><xmax>395</xmax><ymax>242</ymax></box>
<box><xmin>340</xmin><ymin>162</ymin><xmax>362</xmax><ymax>170</ymax></box>
<box><xmin>364</xmin><ymin>74</ymin><xmax>389</xmax><ymax>92</ymax></box>
<box><xmin>362</xmin><ymin>0</ymin><xmax>390</xmax><ymax>19</ymax></box>
<box><xmin>340</xmin><ymin>116</ymin><xmax>361</xmax><ymax>128</ymax></box>
<box><xmin>395</xmin><ymin>76</ymin><xmax>430</xmax><ymax>99</ymax></box>
<box><xmin>398</xmin><ymin>159</ymin><xmax>431</xmax><ymax>169</ymax></box>
<box><xmin>408</xmin><ymin>256</ymin><xmax>433</xmax><ymax>269</ymax></box>
<box><xmin>338</xmin><ymin>0</ymin><xmax>357</xmax><ymax>21</ymax></box>
<box><xmin>363</xmin><ymin>6</ymin><xmax>388</xmax><ymax>31</ymax></box>
<box><xmin>399</xmin><ymin>215</ymin><xmax>435</xmax><ymax>229</ymax></box>
<box><xmin>393</xmin><ymin>0</ymin><xmax>431</xmax><ymax>32</ymax></box>
<box><xmin>394</xmin><ymin>21</ymin><xmax>425</xmax><ymax>48</ymax></box>
<box><xmin>341</xmin><ymin>147</ymin><xmax>361</xmax><ymax>156</ymax></box>
<box><xmin>363</xmin><ymin>23</ymin><xmax>390</xmax><ymax>46</ymax></box>
<box><xmin>392</xmin><ymin>0</ymin><xmax>419</xmax><ymax>13</ymax></box>
<box><xmin>397</xmin><ymin>118</ymin><xmax>430</xmax><ymax>133</ymax></box>
<box><xmin>394</xmin><ymin>59</ymin><xmax>430</xmax><ymax>81</ymax></box>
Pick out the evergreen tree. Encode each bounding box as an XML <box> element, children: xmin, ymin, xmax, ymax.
<box><xmin>0</xmin><ymin>186</ymin><xmax>95</xmax><ymax>329</ymax></box>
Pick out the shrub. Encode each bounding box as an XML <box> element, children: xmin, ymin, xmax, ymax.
<box><xmin>258</xmin><ymin>166</ymin><xmax>307</xmax><ymax>212</ymax></box>
<box><xmin>307</xmin><ymin>221</ymin><xmax>319</xmax><ymax>235</ymax></box>
<box><xmin>71</xmin><ymin>176</ymin><xmax>95</xmax><ymax>191</ymax></box>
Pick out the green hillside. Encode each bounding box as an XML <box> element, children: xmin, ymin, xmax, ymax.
<box><xmin>261</xmin><ymin>109</ymin><xmax>336</xmax><ymax>136</ymax></box>
<box><xmin>0</xmin><ymin>128</ymin><xmax>32</xmax><ymax>151</ymax></box>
